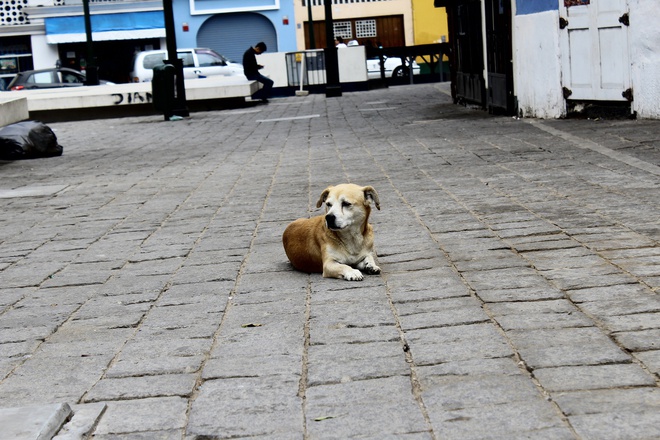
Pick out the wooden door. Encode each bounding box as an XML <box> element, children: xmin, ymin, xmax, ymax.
<box><xmin>559</xmin><ymin>0</ymin><xmax>631</xmax><ymax>101</ymax></box>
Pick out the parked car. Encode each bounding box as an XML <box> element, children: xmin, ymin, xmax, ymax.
<box><xmin>7</xmin><ymin>67</ymin><xmax>114</xmax><ymax>91</ymax></box>
<box><xmin>366</xmin><ymin>56</ymin><xmax>420</xmax><ymax>80</ymax></box>
<box><xmin>130</xmin><ymin>48</ymin><xmax>243</xmax><ymax>82</ymax></box>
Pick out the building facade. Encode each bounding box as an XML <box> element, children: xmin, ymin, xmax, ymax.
<box><xmin>437</xmin><ymin>0</ymin><xmax>660</xmax><ymax>119</ymax></box>
<box><xmin>293</xmin><ymin>0</ymin><xmax>416</xmax><ymax>50</ymax></box>
<box><xmin>0</xmin><ymin>0</ymin><xmax>298</xmax><ymax>86</ymax></box>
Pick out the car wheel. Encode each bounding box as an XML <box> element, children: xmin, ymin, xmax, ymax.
<box><xmin>392</xmin><ymin>66</ymin><xmax>410</xmax><ymax>78</ymax></box>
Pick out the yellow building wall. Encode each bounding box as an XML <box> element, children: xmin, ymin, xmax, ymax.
<box><xmin>412</xmin><ymin>0</ymin><xmax>449</xmax><ymax>45</ymax></box>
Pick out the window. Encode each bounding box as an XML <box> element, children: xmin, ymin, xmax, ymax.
<box><xmin>31</xmin><ymin>72</ymin><xmax>53</xmax><ymax>84</ymax></box>
<box><xmin>143</xmin><ymin>53</ymin><xmax>166</xmax><ymax>69</ymax></box>
<box><xmin>197</xmin><ymin>52</ymin><xmax>225</xmax><ymax>67</ymax></box>
<box><xmin>333</xmin><ymin>21</ymin><xmax>352</xmax><ymax>39</ymax></box>
<box><xmin>355</xmin><ymin>19</ymin><xmax>377</xmax><ymax>38</ymax></box>
<box><xmin>177</xmin><ymin>52</ymin><xmax>194</xmax><ymax>68</ymax></box>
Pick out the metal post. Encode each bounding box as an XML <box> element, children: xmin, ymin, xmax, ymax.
<box><xmin>323</xmin><ymin>0</ymin><xmax>341</xmax><ymax>97</ymax></box>
<box><xmin>162</xmin><ymin>0</ymin><xmax>189</xmax><ymax>117</ymax></box>
<box><xmin>82</xmin><ymin>0</ymin><xmax>99</xmax><ymax>85</ymax></box>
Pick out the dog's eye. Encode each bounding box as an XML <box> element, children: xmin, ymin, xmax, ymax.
<box><xmin>326</xmin><ymin>202</ymin><xmax>332</xmax><ymax>208</ymax></box>
<box><xmin>342</xmin><ymin>201</ymin><xmax>352</xmax><ymax>208</ymax></box>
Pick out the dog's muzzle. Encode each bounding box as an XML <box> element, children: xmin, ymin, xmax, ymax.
<box><xmin>325</xmin><ymin>214</ymin><xmax>340</xmax><ymax>230</ymax></box>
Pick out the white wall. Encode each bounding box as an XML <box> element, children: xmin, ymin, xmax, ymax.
<box><xmin>629</xmin><ymin>0</ymin><xmax>660</xmax><ymax>118</ymax></box>
<box><xmin>513</xmin><ymin>10</ymin><xmax>565</xmax><ymax>119</ymax></box>
<box><xmin>30</xmin><ymin>35</ymin><xmax>59</xmax><ymax>70</ymax></box>
<box><xmin>258</xmin><ymin>46</ymin><xmax>368</xmax><ymax>88</ymax></box>
<box><xmin>337</xmin><ymin>46</ymin><xmax>368</xmax><ymax>83</ymax></box>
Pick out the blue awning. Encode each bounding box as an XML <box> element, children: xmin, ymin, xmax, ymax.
<box><xmin>45</xmin><ymin>11</ymin><xmax>165</xmax><ymax>43</ymax></box>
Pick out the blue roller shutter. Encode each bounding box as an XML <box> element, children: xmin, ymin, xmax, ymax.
<box><xmin>197</xmin><ymin>13</ymin><xmax>277</xmax><ymax>64</ymax></box>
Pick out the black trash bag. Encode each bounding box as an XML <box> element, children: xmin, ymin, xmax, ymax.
<box><xmin>0</xmin><ymin>121</ymin><xmax>63</xmax><ymax>160</ymax></box>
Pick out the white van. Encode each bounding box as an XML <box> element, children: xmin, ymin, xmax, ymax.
<box><xmin>130</xmin><ymin>48</ymin><xmax>243</xmax><ymax>82</ymax></box>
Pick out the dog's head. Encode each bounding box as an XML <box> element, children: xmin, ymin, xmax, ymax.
<box><xmin>316</xmin><ymin>184</ymin><xmax>380</xmax><ymax>232</ymax></box>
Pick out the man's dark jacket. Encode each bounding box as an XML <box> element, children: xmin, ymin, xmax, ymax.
<box><xmin>242</xmin><ymin>47</ymin><xmax>260</xmax><ymax>78</ymax></box>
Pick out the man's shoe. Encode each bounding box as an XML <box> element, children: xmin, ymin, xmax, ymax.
<box><xmin>261</xmin><ymin>98</ymin><xmax>269</xmax><ymax>104</ymax></box>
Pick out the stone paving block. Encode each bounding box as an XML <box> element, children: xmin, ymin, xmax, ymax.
<box><xmin>202</xmin><ymin>352</ymin><xmax>302</xmax><ymax>380</ymax></box>
<box><xmin>419</xmin><ymin>374</ymin><xmax>542</xmax><ymax>410</ymax></box>
<box><xmin>553</xmin><ymin>387</ymin><xmax>660</xmax><ymax>416</ymax></box>
<box><xmin>407</xmin><ymin>324</ymin><xmax>513</xmax><ymax>365</ymax></box>
<box><xmin>187</xmin><ymin>377</ymin><xmax>302</xmax><ymax>438</ymax></box>
<box><xmin>84</xmin><ymin>374</ymin><xmax>196</xmax><ymax>402</ymax></box>
<box><xmin>386</xmin><ymin>269</ymin><xmax>471</xmax><ymax>303</ymax></box>
<box><xmin>569</xmin><ymin>410</ymin><xmax>660</xmax><ymax>440</ymax></box>
<box><xmin>599</xmin><ymin>312</ymin><xmax>660</xmax><ymax>332</ymax></box>
<box><xmin>477</xmin><ymin>286</ymin><xmax>566</xmax><ymax>303</ymax></box>
<box><xmin>93</xmin><ymin>397</ymin><xmax>188</xmax><ymax>436</ymax></box>
<box><xmin>0</xmin><ymin>402</ymin><xmax>72</xmax><ymax>440</ymax></box>
<box><xmin>612</xmin><ymin>328</ymin><xmax>660</xmax><ymax>351</ymax></box>
<box><xmin>105</xmin><ymin>354</ymin><xmax>204</xmax><ymax>379</ymax></box>
<box><xmin>509</xmin><ymin>327</ymin><xmax>631</xmax><ymax>368</ymax></box>
<box><xmin>566</xmin><ymin>283</ymin><xmax>652</xmax><ymax>303</ymax></box>
<box><xmin>0</xmin><ymin>353</ymin><xmax>113</xmax><ymax>407</ymax></box>
<box><xmin>310</xmin><ymin>323</ymin><xmax>401</xmax><ymax>345</ymax></box>
<box><xmin>416</xmin><ymin>356</ymin><xmax>522</xmax><ymax>379</ymax></box>
<box><xmin>0</xmin><ymin>325</ymin><xmax>59</xmax><ymax>344</ymax></box>
<box><xmin>462</xmin><ymin>268</ymin><xmax>550</xmax><ymax>291</ymax></box>
<box><xmin>0</xmin><ymin>287</ymin><xmax>33</xmax><ymax>310</ymax></box>
<box><xmin>453</xmin><ymin>255</ymin><xmax>531</xmax><ymax>272</ymax></box>
<box><xmin>307</xmin><ymin>341</ymin><xmax>409</xmax><ymax>385</ymax></box>
<box><xmin>427</xmin><ymin>399</ymin><xmax>572</xmax><ymax>440</ymax></box>
<box><xmin>576</xmin><ymin>295</ymin><xmax>660</xmax><ymax>316</ymax></box>
<box><xmin>310</xmin><ymin>300</ymin><xmax>396</xmax><ymax>328</ymax></box>
<box><xmin>96</xmin><ymin>273</ymin><xmax>171</xmax><ymax>297</ymax></box>
<box><xmin>0</xmin><ymin>303</ymin><xmax>79</xmax><ymax>331</ymax></box>
<box><xmin>397</xmin><ymin>301</ymin><xmax>489</xmax><ymax>331</ymax></box>
<box><xmin>305</xmin><ymin>376</ymin><xmax>429</xmax><ymax>439</ymax></box>
<box><xmin>512</xmin><ymin>238</ymin><xmax>581</xmax><ymax>253</ymax></box>
<box><xmin>533</xmin><ymin>363</ymin><xmax>655</xmax><ymax>392</ymax></box>
<box><xmin>635</xmin><ymin>350</ymin><xmax>660</xmax><ymax>375</ymax></box>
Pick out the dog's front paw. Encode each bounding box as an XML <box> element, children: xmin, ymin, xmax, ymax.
<box><xmin>343</xmin><ymin>268</ymin><xmax>364</xmax><ymax>281</ymax></box>
<box><xmin>363</xmin><ymin>264</ymin><xmax>381</xmax><ymax>275</ymax></box>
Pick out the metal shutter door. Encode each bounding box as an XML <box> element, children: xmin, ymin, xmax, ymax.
<box><xmin>197</xmin><ymin>13</ymin><xmax>278</xmax><ymax>64</ymax></box>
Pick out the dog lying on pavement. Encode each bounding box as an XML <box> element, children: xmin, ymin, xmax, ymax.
<box><xmin>282</xmin><ymin>184</ymin><xmax>381</xmax><ymax>281</ymax></box>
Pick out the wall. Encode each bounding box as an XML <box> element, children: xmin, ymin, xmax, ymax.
<box><xmin>513</xmin><ymin>8</ymin><xmax>564</xmax><ymax>118</ymax></box>
<box><xmin>293</xmin><ymin>0</ymin><xmax>414</xmax><ymax>50</ymax></box>
<box><xmin>172</xmin><ymin>0</ymin><xmax>298</xmax><ymax>55</ymax></box>
<box><xmin>258</xmin><ymin>46</ymin><xmax>368</xmax><ymax>88</ymax></box>
<box><xmin>30</xmin><ymin>34</ymin><xmax>59</xmax><ymax>70</ymax></box>
<box><xmin>412</xmin><ymin>0</ymin><xmax>449</xmax><ymax>45</ymax></box>
<box><xmin>629</xmin><ymin>0</ymin><xmax>660</xmax><ymax>118</ymax></box>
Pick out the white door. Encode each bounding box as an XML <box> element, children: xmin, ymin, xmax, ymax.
<box><xmin>559</xmin><ymin>0</ymin><xmax>631</xmax><ymax>101</ymax></box>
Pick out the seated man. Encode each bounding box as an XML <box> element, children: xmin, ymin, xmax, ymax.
<box><xmin>242</xmin><ymin>42</ymin><xmax>274</xmax><ymax>103</ymax></box>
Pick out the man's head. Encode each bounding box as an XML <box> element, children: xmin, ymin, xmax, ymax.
<box><xmin>255</xmin><ymin>42</ymin><xmax>267</xmax><ymax>54</ymax></box>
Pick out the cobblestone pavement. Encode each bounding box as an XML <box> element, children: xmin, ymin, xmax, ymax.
<box><xmin>0</xmin><ymin>83</ymin><xmax>659</xmax><ymax>439</ymax></box>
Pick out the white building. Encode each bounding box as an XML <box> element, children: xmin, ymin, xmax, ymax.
<box><xmin>437</xmin><ymin>0</ymin><xmax>660</xmax><ymax>119</ymax></box>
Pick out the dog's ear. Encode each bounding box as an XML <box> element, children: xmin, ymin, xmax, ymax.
<box><xmin>316</xmin><ymin>187</ymin><xmax>332</xmax><ymax>208</ymax></box>
<box><xmin>363</xmin><ymin>186</ymin><xmax>380</xmax><ymax>210</ymax></box>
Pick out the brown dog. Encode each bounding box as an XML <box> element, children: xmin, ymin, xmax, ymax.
<box><xmin>282</xmin><ymin>184</ymin><xmax>381</xmax><ymax>281</ymax></box>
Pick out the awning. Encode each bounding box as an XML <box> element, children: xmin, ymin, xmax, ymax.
<box><xmin>45</xmin><ymin>11</ymin><xmax>164</xmax><ymax>44</ymax></box>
